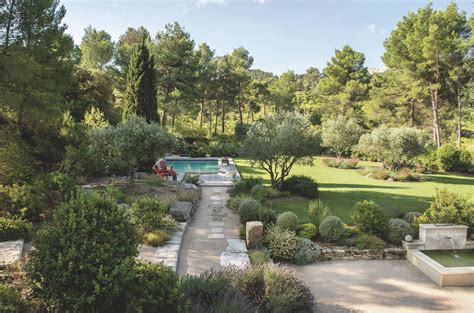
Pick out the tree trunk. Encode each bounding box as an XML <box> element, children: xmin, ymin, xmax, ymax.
<box><xmin>3</xmin><ymin>0</ymin><xmax>16</xmax><ymax>55</ymax></box>
<box><xmin>171</xmin><ymin>112</ymin><xmax>176</xmax><ymax>130</ymax></box>
<box><xmin>409</xmin><ymin>99</ymin><xmax>415</xmax><ymax>127</ymax></box>
<box><xmin>214</xmin><ymin>111</ymin><xmax>218</xmax><ymax>135</ymax></box>
<box><xmin>456</xmin><ymin>77</ymin><xmax>462</xmax><ymax>148</ymax></box>
<box><xmin>161</xmin><ymin>109</ymin><xmax>167</xmax><ymax>127</ymax></box>
<box><xmin>221</xmin><ymin>101</ymin><xmax>225</xmax><ymax>134</ymax></box>
<box><xmin>430</xmin><ymin>88</ymin><xmax>441</xmax><ymax>147</ymax></box>
<box><xmin>199</xmin><ymin>101</ymin><xmax>204</xmax><ymax>128</ymax></box>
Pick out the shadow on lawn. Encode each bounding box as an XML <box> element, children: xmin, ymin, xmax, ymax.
<box><xmin>319</xmin><ymin>183</ymin><xmax>408</xmax><ymax>190</ymax></box>
<box><xmin>426</xmin><ymin>173</ymin><xmax>474</xmax><ymax>186</ymax></box>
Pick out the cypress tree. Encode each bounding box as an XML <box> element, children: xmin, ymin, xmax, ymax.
<box><xmin>122</xmin><ymin>36</ymin><xmax>159</xmax><ymax>123</ymax></box>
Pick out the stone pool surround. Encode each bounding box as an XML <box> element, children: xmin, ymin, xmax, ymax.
<box><xmin>404</xmin><ymin>224</ymin><xmax>474</xmax><ymax>287</ymax></box>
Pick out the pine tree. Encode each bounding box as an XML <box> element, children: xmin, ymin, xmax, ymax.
<box><xmin>123</xmin><ymin>36</ymin><xmax>158</xmax><ymax>123</ymax></box>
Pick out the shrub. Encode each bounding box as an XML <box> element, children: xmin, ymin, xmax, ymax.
<box><xmin>308</xmin><ymin>200</ymin><xmax>331</xmax><ymax>227</ymax></box>
<box><xmin>227</xmin><ymin>194</ymin><xmax>254</xmax><ymax>212</ymax></box>
<box><xmin>354</xmin><ymin>234</ymin><xmax>385</xmax><ymax>251</ymax></box>
<box><xmin>403</xmin><ymin>211</ymin><xmax>421</xmax><ymax>224</ymax></box>
<box><xmin>367</xmin><ymin>167</ymin><xmax>389</xmax><ymax>180</ymax></box>
<box><xmin>417</xmin><ymin>189</ymin><xmax>474</xmax><ymax>234</ymax></box>
<box><xmin>185</xmin><ymin>175</ymin><xmax>200</xmax><ymax>185</ymax></box>
<box><xmin>183</xmin><ymin>265</ymin><xmax>315</xmax><ymax>313</ymax></box>
<box><xmin>0</xmin><ymin>217</ymin><xmax>32</xmax><ymax>241</ymax></box>
<box><xmin>0</xmin><ymin>172</ymin><xmax>77</xmax><ymax>221</ymax></box>
<box><xmin>258</xmin><ymin>265</ymin><xmax>314</xmax><ymax>312</ymax></box>
<box><xmin>230</xmin><ymin>177</ymin><xmax>263</xmax><ymax>196</ymax></box>
<box><xmin>249</xmin><ymin>248</ymin><xmax>271</xmax><ymax>265</ymax></box>
<box><xmin>238</xmin><ymin>199</ymin><xmax>261</xmax><ymax>223</ymax></box>
<box><xmin>234</xmin><ymin>122</ymin><xmax>250</xmax><ymax>141</ymax></box>
<box><xmin>276</xmin><ymin>211</ymin><xmax>299</xmax><ymax>231</ymax></box>
<box><xmin>234</xmin><ymin>265</ymin><xmax>314</xmax><ymax>313</ymax></box>
<box><xmin>319</xmin><ymin>216</ymin><xmax>345</xmax><ymax>242</ymax></box>
<box><xmin>26</xmin><ymin>191</ymin><xmax>139</xmax><ymax>312</ymax></box>
<box><xmin>352</xmin><ymin>200</ymin><xmax>389</xmax><ymax>238</ymax></box>
<box><xmin>258</xmin><ymin>207</ymin><xmax>277</xmax><ymax>226</ymax></box>
<box><xmin>144</xmin><ymin>230</ymin><xmax>170</xmax><ymax>247</ymax></box>
<box><xmin>356</xmin><ymin>127</ymin><xmax>432</xmax><ymax>170</ymax></box>
<box><xmin>293</xmin><ymin>238</ymin><xmax>322</xmax><ymax>265</ymax></box>
<box><xmin>322</xmin><ymin>158</ymin><xmax>359</xmax><ymax>169</ymax></box>
<box><xmin>321</xmin><ymin>116</ymin><xmax>364</xmax><ymax>159</ymax></box>
<box><xmin>298</xmin><ymin>223</ymin><xmax>317</xmax><ymax>239</ymax></box>
<box><xmin>388</xmin><ymin>218</ymin><xmax>414</xmax><ymax>244</ymax></box>
<box><xmin>264</xmin><ymin>225</ymin><xmax>301</xmax><ymax>261</ymax></box>
<box><xmin>391</xmin><ymin>168</ymin><xmax>421</xmax><ymax>182</ymax></box>
<box><xmin>437</xmin><ymin>144</ymin><xmax>472</xmax><ymax>172</ymax></box>
<box><xmin>143</xmin><ymin>175</ymin><xmax>166</xmax><ymax>187</ymax></box>
<box><xmin>208</xmin><ymin>140</ymin><xmax>239</xmax><ymax>157</ymax></box>
<box><xmin>280</xmin><ymin>175</ymin><xmax>318</xmax><ymax>199</ymax></box>
<box><xmin>0</xmin><ymin>284</ymin><xmax>30</xmax><ymax>313</ymax></box>
<box><xmin>126</xmin><ymin>262</ymin><xmax>181</xmax><ymax>313</ymax></box>
<box><xmin>181</xmin><ymin>268</ymin><xmax>255</xmax><ymax>313</ymax></box>
<box><xmin>130</xmin><ymin>196</ymin><xmax>167</xmax><ymax>234</ymax></box>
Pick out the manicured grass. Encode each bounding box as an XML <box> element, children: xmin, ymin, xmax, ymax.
<box><xmin>235</xmin><ymin>158</ymin><xmax>474</xmax><ymax>223</ymax></box>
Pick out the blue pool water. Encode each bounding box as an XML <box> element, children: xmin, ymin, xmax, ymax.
<box><xmin>166</xmin><ymin>159</ymin><xmax>219</xmax><ymax>173</ymax></box>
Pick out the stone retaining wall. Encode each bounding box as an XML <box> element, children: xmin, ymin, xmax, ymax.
<box><xmin>320</xmin><ymin>246</ymin><xmax>406</xmax><ymax>261</ymax></box>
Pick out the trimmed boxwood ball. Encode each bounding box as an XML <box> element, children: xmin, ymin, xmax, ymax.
<box><xmin>227</xmin><ymin>194</ymin><xmax>255</xmax><ymax>212</ymax></box>
<box><xmin>298</xmin><ymin>223</ymin><xmax>318</xmax><ymax>239</ymax></box>
<box><xmin>388</xmin><ymin>218</ymin><xmax>414</xmax><ymax>244</ymax></box>
<box><xmin>403</xmin><ymin>211</ymin><xmax>421</xmax><ymax>224</ymax></box>
<box><xmin>293</xmin><ymin>238</ymin><xmax>322</xmax><ymax>265</ymax></box>
<box><xmin>238</xmin><ymin>199</ymin><xmax>261</xmax><ymax>223</ymax></box>
<box><xmin>276</xmin><ymin>211</ymin><xmax>299</xmax><ymax>231</ymax></box>
<box><xmin>319</xmin><ymin>216</ymin><xmax>345</xmax><ymax>242</ymax></box>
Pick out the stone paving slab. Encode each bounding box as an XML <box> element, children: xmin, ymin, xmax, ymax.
<box><xmin>207</xmin><ymin>234</ymin><xmax>225</xmax><ymax>239</ymax></box>
<box><xmin>220</xmin><ymin>252</ymin><xmax>250</xmax><ymax>267</ymax></box>
<box><xmin>138</xmin><ymin>222</ymin><xmax>187</xmax><ymax>272</ymax></box>
<box><xmin>0</xmin><ymin>240</ymin><xmax>24</xmax><ymax>269</ymax></box>
<box><xmin>208</xmin><ymin>221</ymin><xmax>225</xmax><ymax>227</ymax></box>
<box><xmin>211</xmin><ymin>227</ymin><xmax>223</xmax><ymax>233</ymax></box>
<box><xmin>225</xmin><ymin>239</ymin><xmax>247</xmax><ymax>253</ymax></box>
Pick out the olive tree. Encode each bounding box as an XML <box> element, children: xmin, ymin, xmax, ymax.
<box><xmin>355</xmin><ymin>127</ymin><xmax>433</xmax><ymax>170</ymax></box>
<box><xmin>321</xmin><ymin>116</ymin><xmax>364</xmax><ymax>159</ymax></box>
<box><xmin>241</xmin><ymin>112</ymin><xmax>320</xmax><ymax>188</ymax></box>
<box><xmin>90</xmin><ymin>116</ymin><xmax>175</xmax><ymax>182</ymax></box>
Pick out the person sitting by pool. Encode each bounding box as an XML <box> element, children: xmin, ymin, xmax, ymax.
<box><xmin>169</xmin><ymin>166</ymin><xmax>177</xmax><ymax>181</ymax></box>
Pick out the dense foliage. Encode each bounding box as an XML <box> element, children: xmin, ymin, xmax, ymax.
<box><xmin>242</xmin><ymin>113</ymin><xmax>320</xmax><ymax>188</ymax></box>
<box><xmin>417</xmin><ymin>189</ymin><xmax>474</xmax><ymax>234</ymax></box>
<box><xmin>319</xmin><ymin>216</ymin><xmax>346</xmax><ymax>242</ymax></box>
<box><xmin>352</xmin><ymin>200</ymin><xmax>389</xmax><ymax>238</ymax></box>
<box><xmin>276</xmin><ymin>211</ymin><xmax>300</xmax><ymax>231</ymax></box>
<box><xmin>26</xmin><ymin>191</ymin><xmax>139</xmax><ymax>311</ymax></box>
<box><xmin>280</xmin><ymin>175</ymin><xmax>319</xmax><ymax>199</ymax></box>
<box><xmin>321</xmin><ymin>116</ymin><xmax>364</xmax><ymax>159</ymax></box>
<box><xmin>0</xmin><ymin>217</ymin><xmax>32</xmax><ymax>241</ymax></box>
<box><xmin>264</xmin><ymin>225</ymin><xmax>301</xmax><ymax>261</ymax></box>
<box><xmin>354</xmin><ymin>234</ymin><xmax>385</xmax><ymax>251</ymax></box>
<box><xmin>387</xmin><ymin>218</ymin><xmax>414</xmax><ymax>244</ymax></box>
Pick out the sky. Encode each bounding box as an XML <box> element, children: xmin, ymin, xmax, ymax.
<box><xmin>61</xmin><ymin>0</ymin><xmax>473</xmax><ymax>75</ymax></box>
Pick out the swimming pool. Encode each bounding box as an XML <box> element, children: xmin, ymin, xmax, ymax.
<box><xmin>165</xmin><ymin>159</ymin><xmax>219</xmax><ymax>173</ymax></box>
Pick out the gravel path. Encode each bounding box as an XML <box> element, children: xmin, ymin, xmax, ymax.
<box><xmin>291</xmin><ymin>260</ymin><xmax>474</xmax><ymax>313</ymax></box>
<box><xmin>177</xmin><ymin>186</ymin><xmax>241</xmax><ymax>276</ymax></box>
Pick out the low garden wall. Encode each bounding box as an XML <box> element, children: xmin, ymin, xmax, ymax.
<box><xmin>320</xmin><ymin>246</ymin><xmax>406</xmax><ymax>261</ymax></box>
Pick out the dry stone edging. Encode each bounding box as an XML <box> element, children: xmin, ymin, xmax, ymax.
<box><xmin>320</xmin><ymin>246</ymin><xmax>406</xmax><ymax>261</ymax></box>
<box><xmin>138</xmin><ymin>222</ymin><xmax>188</xmax><ymax>271</ymax></box>
<box><xmin>0</xmin><ymin>240</ymin><xmax>24</xmax><ymax>269</ymax></box>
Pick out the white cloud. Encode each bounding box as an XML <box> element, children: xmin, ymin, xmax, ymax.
<box><xmin>366</xmin><ymin>24</ymin><xmax>376</xmax><ymax>32</ymax></box>
<box><xmin>194</xmin><ymin>0</ymin><xmax>226</xmax><ymax>6</ymax></box>
<box><xmin>255</xmin><ymin>0</ymin><xmax>269</xmax><ymax>4</ymax></box>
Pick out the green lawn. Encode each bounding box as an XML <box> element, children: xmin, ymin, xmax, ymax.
<box><xmin>235</xmin><ymin>158</ymin><xmax>474</xmax><ymax>223</ymax></box>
